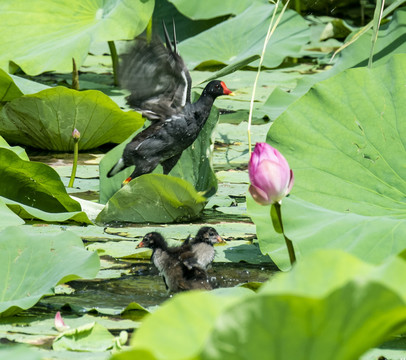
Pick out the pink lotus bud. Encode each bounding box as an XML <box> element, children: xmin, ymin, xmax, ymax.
<box><xmin>54</xmin><ymin>311</ymin><xmax>70</xmax><ymax>332</ymax></box>
<box><xmin>248</xmin><ymin>142</ymin><xmax>294</xmax><ymax>205</ymax></box>
<box><xmin>72</xmin><ymin>128</ymin><xmax>80</xmax><ymax>140</ymax></box>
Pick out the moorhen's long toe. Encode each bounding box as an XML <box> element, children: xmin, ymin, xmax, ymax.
<box><xmin>107</xmin><ymin>21</ymin><xmax>233</xmax><ymax>184</ymax></box>
<box><xmin>137</xmin><ymin>232</ymin><xmax>213</xmax><ymax>293</ymax></box>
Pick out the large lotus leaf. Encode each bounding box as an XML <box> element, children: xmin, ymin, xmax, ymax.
<box><xmin>0</xmin><ymin>134</ymin><xmax>28</xmax><ymax>160</ymax></box>
<box><xmin>0</xmin><ymin>69</ymin><xmax>23</xmax><ymax>103</ymax></box>
<box><xmin>178</xmin><ymin>1</ymin><xmax>310</xmax><ymax>69</ymax></box>
<box><xmin>263</xmin><ymin>7</ymin><xmax>406</xmax><ymax>120</ymax></box>
<box><xmin>0</xmin><ymin>147</ymin><xmax>91</xmax><ymax>224</ymax></box>
<box><xmin>0</xmin><ymin>0</ymin><xmax>154</xmax><ymax>75</ymax></box>
<box><xmin>0</xmin><ymin>199</ymin><xmax>24</xmax><ymax>228</ymax></box>
<box><xmin>0</xmin><ymin>86</ymin><xmax>144</xmax><ymax>151</ymax></box>
<box><xmin>248</xmin><ymin>54</ymin><xmax>406</xmax><ymax>269</ymax></box>
<box><xmin>0</xmin><ymin>226</ymin><xmax>100</xmax><ymax>317</ymax></box>
<box><xmin>111</xmin><ymin>250</ymin><xmax>406</xmax><ymax>360</ymax></box>
<box><xmin>96</xmin><ymin>174</ymin><xmax>207</xmax><ymax>224</ymax></box>
<box><xmin>168</xmin><ymin>0</ymin><xmax>253</xmax><ymax>19</ymax></box>
<box><xmin>99</xmin><ymin>96</ymin><xmax>218</xmax><ymax>203</ymax></box>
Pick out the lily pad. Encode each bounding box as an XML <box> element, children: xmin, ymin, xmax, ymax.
<box><xmin>53</xmin><ymin>322</ymin><xmax>118</xmax><ymax>352</ymax></box>
<box><xmin>249</xmin><ymin>54</ymin><xmax>406</xmax><ymax>269</ymax></box>
<box><xmin>96</xmin><ymin>174</ymin><xmax>207</xmax><ymax>224</ymax></box>
<box><xmin>0</xmin><ymin>86</ymin><xmax>144</xmax><ymax>151</ymax></box>
<box><xmin>0</xmin><ymin>0</ymin><xmax>154</xmax><ymax>75</ymax></box>
<box><xmin>178</xmin><ymin>2</ymin><xmax>310</xmax><ymax>70</ymax></box>
<box><xmin>0</xmin><ymin>69</ymin><xmax>23</xmax><ymax>103</ymax></box>
<box><xmin>0</xmin><ymin>226</ymin><xmax>100</xmax><ymax>317</ymax></box>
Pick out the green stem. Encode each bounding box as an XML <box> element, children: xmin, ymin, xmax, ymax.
<box><xmin>273</xmin><ymin>202</ymin><xmax>296</xmax><ymax>266</ymax></box>
<box><xmin>68</xmin><ymin>140</ymin><xmax>79</xmax><ymax>188</ymax></box>
<box><xmin>108</xmin><ymin>40</ymin><xmax>119</xmax><ymax>86</ymax></box>
<box><xmin>146</xmin><ymin>17</ymin><xmax>152</xmax><ymax>44</ymax></box>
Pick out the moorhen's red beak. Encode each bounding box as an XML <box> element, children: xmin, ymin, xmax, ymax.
<box><xmin>220</xmin><ymin>81</ymin><xmax>234</xmax><ymax>96</ymax></box>
<box><xmin>123</xmin><ymin>176</ymin><xmax>132</xmax><ymax>185</ymax></box>
<box><xmin>136</xmin><ymin>241</ymin><xmax>145</xmax><ymax>248</ymax></box>
<box><xmin>216</xmin><ymin>235</ymin><xmax>226</xmax><ymax>244</ymax></box>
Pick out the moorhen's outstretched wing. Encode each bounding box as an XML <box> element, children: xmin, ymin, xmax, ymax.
<box><xmin>120</xmin><ymin>21</ymin><xmax>192</xmax><ymax>121</ymax></box>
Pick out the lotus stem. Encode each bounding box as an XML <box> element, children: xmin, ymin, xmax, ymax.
<box><xmin>108</xmin><ymin>40</ymin><xmax>119</xmax><ymax>86</ymax></box>
<box><xmin>68</xmin><ymin>130</ymin><xmax>80</xmax><ymax>188</ymax></box>
<box><xmin>272</xmin><ymin>202</ymin><xmax>296</xmax><ymax>266</ymax></box>
<box><xmin>247</xmin><ymin>0</ymin><xmax>290</xmax><ymax>155</ymax></box>
<box><xmin>146</xmin><ymin>17</ymin><xmax>153</xmax><ymax>44</ymax></box>
<box><xmin>72</xmin><ymin>58</ymin><xmax>79</xmax><ymax>90</ymax></box>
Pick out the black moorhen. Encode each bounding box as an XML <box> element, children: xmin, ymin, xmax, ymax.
<box><xmin>137</xmin><ymin>232</ymin><xmax>212</xmax><ymax>293</ymax></box>
<box><xmin>107</xmin><ymin>22</ymin><xmax>233</xmax><ymax>184</ymax></box>
<box><xmin>182</xmin><ymin>227</ymin><xmax>225</xmax><ymax>270</ymax></box>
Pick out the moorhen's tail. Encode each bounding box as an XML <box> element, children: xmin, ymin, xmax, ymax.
<box><xmin>107</xmin><ymin>158</ymin><xmax>126</xmax><ymax>178</ymax></box>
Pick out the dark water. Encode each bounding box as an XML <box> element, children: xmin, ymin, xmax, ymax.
<box><xmin>40</xmin><ymin>261</ymin><xmax>277</xmax><ymax>313</ymax></box>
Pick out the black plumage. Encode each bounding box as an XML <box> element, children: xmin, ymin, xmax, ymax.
<box><xmin>137</xmin><ymin>232</ymin><xmax>212</xmax><ymax>293</ymax></box>
<box><xmin>107</xmin><ymin>22</ymin><xmax>233</xmax><ymax>184</ymax></box>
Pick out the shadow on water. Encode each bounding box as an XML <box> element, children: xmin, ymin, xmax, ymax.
<box><xmin>40</xmin><ymin>261</ymin><xmax>278</xmax><ymax>311</ymax></box>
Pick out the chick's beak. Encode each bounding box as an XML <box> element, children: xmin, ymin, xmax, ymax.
<box><xmin>217</xmin><ymin>235</ymin><xmax>226</xmax><ymax>244</ymax></box>
<box><xmin>136</xmin><ymin>241</ymin><xmax>145</xmax><ymax>249</ymax></box>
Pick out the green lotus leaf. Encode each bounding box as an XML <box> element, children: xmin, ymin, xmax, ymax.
<box><xmin>0</xmin><ymin>0</ymin><xmax>154</xmax><ymax>75</ymax></box>
<box><xmin>178</xmin><ymin>2</ymin><xmax>309</xmax><ymax>69</ymax></box>
<box><xmin>0</xmin><ymin>69</ymin><xmax>23</xmax><ymax>103</ymax></box>
<box><xmin>0</xmin><ymin>226</ymin><xmax>100</xmax><ymax>317</ymax></box>
<box><xmin>248</xmin><ymin>54</ymin><xmax>406</xmax><ymax>269</ymax></box>
<box><xmin>0</xmin><ymin>86</ymin><xmax>144</xmax><ymax>151</ymax></box>
<box><xmin>99</xmin><ymin>95</ymin><xmax>218</xmax><ymax>204</ymax></box>
<box><xmin>53</xmin><ymin>322</ymin><xmax>116</xmax><ymax>352</ymax></box>
<box><xmin>263</xmin><ymin>7</ymin><xmax>406</xmax><ymax>120</ymax></box>
<box><xmin>96</xmin><ymin>174</ymin><xmax>207</xmax><ymax>224</ymax></box>
<box><xmin>0</xmin><ymin>147</ymin><xmax>91</xmax><ymax>224</ymax></box>
<box><xmin>168</xmin><ymin>0</ymin><xmax>253</xmax><ymax>19</ymax></box>
<box><xmin>112</xmin><ymin>250</ymin><xmax>406</xmax><ymax>360</ymax></box>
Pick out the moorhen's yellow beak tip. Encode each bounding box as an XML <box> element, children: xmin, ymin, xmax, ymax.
<box><xmin>217</xmin><ymin>235</ymin><xmax>226</xmax><ymax>244</ymax></box>
<box><xmin>228</xmin><ymin>92</ymin><xmax>235</xmax><ymax>96</ymax></box>
<box><xmin>136</xmin><ymin>241</ymin><xmax>144</xmax><ymax>249</ymax></box>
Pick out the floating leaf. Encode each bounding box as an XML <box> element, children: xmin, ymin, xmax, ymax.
<box><xmin>0</xmin><ymin>226</ymin><xmax>99</xmax><ymax>317</ymax></box>
<box><xmin>249</xmin><ymin>54</ymin><xmax>406</xmax><ymax>269</ymax></box>
<box><xmin>0</xmin><ymin>0</ymin><xmax>154</xmax><ymax>75</ymax></box>
<box><xmin>53</xmin><ymin>322</ymin><xmax>116</xmax><ymax>352</ymax></box>
<box><xmin>97</xmin><ymin>174</ymin><xmax>207</xmax><ymax>224</ymax></box>
<box><xmin>0</xmin><ymin>86</ymin><xmax>144</xmax><ymax>151</ymax></box>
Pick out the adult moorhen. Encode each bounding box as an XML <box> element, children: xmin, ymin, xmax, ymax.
<box><xmin>182</xmin><ymin>226</ymin><xmax>225</xmax><ymax>270</ymax></box>
<box><xmin>107</xmin><ymin>22</ymin><xmax>233</xmax><ymax>184</ymax></box>
<box><xmin>137</xmin><ymin>231</ymin><xmax>212</xmax><ymax>293</ymax></box>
